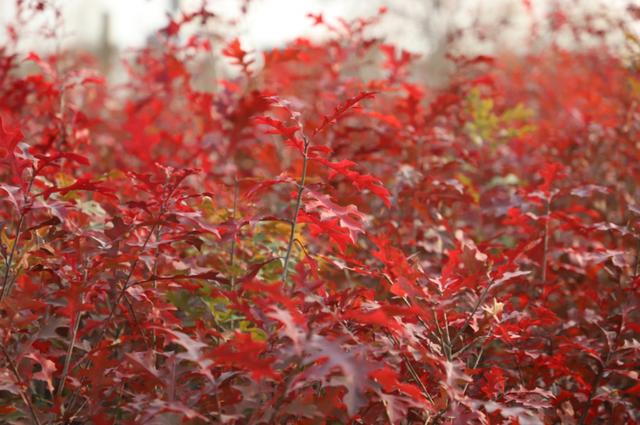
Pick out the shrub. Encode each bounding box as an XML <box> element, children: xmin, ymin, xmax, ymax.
<box><xmin>0</xmin><ymin>2</ymin><xmax>639</xmax><ymax>424</ymax></box>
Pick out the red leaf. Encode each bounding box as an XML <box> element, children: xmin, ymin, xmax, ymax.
<box><xmin>625</xmin><ymin>382</ymin><xmax>640</xmax><ymax>395</ymax></box>
<box><xmin>254</xmin><ymin>116</ymin><xmax>299</xmax><ymax>140</ymax></box>
<box><xmin>0</xmin><ymin>116</ymin><xmax>22</xmax><ymax>158</ymax></box>
<box><xmin>317</xmin><ymin>158</ymin><xmax>391</xmax><ymax>207</ymax></box>
<box><xmin>40</xmin><ymin>178</ymin><xmax>115</xmax><ymax>200</ymax></box>
<box><xmin>538</xmin><ymin>162</ymin><xmax>565</xmax><ymax>195</ymax></box>
<box><xmin>25</xmin><ymin>352</ymin><xmax>57</xmax><ymax>393</ymax></box>
<box><xmin>303</xmin><ymin>187</ymin><xmax>366</xmax><ymax>244</ymax></box>
<box><xmin>313</xmin><ymin>91</ymin><xmax>376</xmax><ymax>135</ymax></box>
<box><xmin>222</xmin><ymin>38</ymin><xmax>254</xmax><ymax>73</ymax></box>
<box><xmin>126</xmin><ymin>351</ymin><xmax>163</xmax><ymax>383</ymax></box>
<box><xmin>209</xmin><ymin>332</ymin><xmax>281</xmax><ymax>381</ymax></box>
<box><xmin>371</xmin><ymin>366</ymin><xmax>428</xmax><ymax>403</ymax></box>
<box><xmin>343</xmin><ymin>307</ymin><xmax>401</xmax><ymax>331</ymax></box>
<box><xmin>298</xmin><ymin>210</ymin><xmax>354</xmax><ymax>252</ymax></box>
<box><xmin>158</xmin><ymin>329</ymin><xmax>207</xmax><ymax>364</ymax></box>
<box><xmin>244</xmin><ymin>175</ymin><xmax>295</xmax><ymax>200</ymax></box>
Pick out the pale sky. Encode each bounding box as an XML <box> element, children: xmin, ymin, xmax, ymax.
<box><xmin>0</xmin><ymin>0</ymin><xmax>634</xmax><ymax>55</ymax></box>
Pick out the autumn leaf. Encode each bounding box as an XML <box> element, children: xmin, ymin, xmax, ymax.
<box><xmin>313</xmin><ymin>91</ymin><xmax>376</xmax><ymax>135</ymax></box>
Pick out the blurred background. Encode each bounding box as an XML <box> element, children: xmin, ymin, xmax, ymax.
<box><xmin>0</xmin><ymin>0</ymin><xmax>636</xmax><ymax>86</ymax></box>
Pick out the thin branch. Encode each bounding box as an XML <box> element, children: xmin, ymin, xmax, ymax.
<box><xmin>393</xmin><ymin>337</ymin><xmax>435</xmax><ymax>404</ymax></box>
<box><xmin>461</xmin><ymin>345</ymin><xmax>485</xmax><ymax>396</ymax></box>
<box><xmin>104</xmin><ymin>222</ymin><xmax>158</xmax><ymax>327</ymax></box>
<box><xmin>379</xmin><ymin>274</ymin><xmax>441</xmax><ymax>348</ymax></box>
<box><xmin>281</xmin><ymin>135</ymin><xmax>310</xmax><ymax>288</ymax></box>
<box><xmin>1</xmin><ymin>346</ymin><xmax>43</xmax><ymax>425</ymax></box>
<box><xmin>374</xmin><ymin>278</ymin><xmax>438</xmax><ymax>407</ymax></box>
<box><xmin>577</xmin><ymin>318</ymin><xmax>623</xmax><ymax>425</ymax></box>
<box><xmin>634</xmin><ymin>235</ymin><xmax>640</xmax><ymax>278</ymax></box>
<box><xmin>229</xmin><ymin>177</ymin><xmax>239</xmax><ymax>289</ymax></box>
<box><xmin>0</xmin><ymin>213</ymin><xmax>25</xmax><ymax>301</ymax></box>
<box><xmin>453</xmin><ymin>334</ymin><xmax>489</xmax><ymax>358</ymax></box>
<box><xmin>0</xmin><ymin>173</ymin><xmax>35</xmax><ymax>302</ymax></box>
<box><xmin>56</xmin><ymin>310</ymin><xmax>82</xmax><ymax>399</ymax></box>
<box><xmin>432</xmin><ymin>309</ymin><xmax>448</xmax><ymax>358</ymax></box>
<box><xmin>577</xmin><ymin>360</ymin><xmax>603</xmax><ymax>425</ymax></box>
<box><xmin>450</xmin><ymin>280</ymin><xmax>493</xmax><ymax>347</ymax></box>
<box><xmin>56</xmin><ymin>263</ymin><xmax>88</xmax><ymax>403</ymax></box>
<box><xmin>293</xmin><ymin>238</ymin><xmax>312</xmax><ymax>258</ymax></box>
<box><xmin>541</xmin><ymin>196</ymin><xmax>552</xmax><ymax>283</ymax></box>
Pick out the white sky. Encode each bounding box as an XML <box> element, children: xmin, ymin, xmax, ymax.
<box><xmin>0</xmin><ymin>0</ymin><xmax>635</xmax><ymax>54</ymax></box>
<box><xmin>0</xmin><ymin>0</ymin><xmax>364</xmax><ymax>50</ymax></box>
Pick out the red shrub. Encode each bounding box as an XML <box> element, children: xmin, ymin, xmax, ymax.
<box><xmin>1</xmin><ymin>2</ymin><xmax>639</xmax><ymax>424</ymax></box>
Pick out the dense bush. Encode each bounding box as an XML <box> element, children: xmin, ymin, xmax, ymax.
<box><xmin>1</xmin><ymin>2</ymin><xmax>639</xmax><ymax>424</ymax></box>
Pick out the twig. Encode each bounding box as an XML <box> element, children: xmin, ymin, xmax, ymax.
<box><xmin>577</xmin><ymin>361</ymin><xmax>603</xmax><ymax>425</ymax></box>
<box><xmin>443</xmin><ymin>312</ymin><xmax>452</xmax><ymax>360</ymax></box>
<box><xmin>453</xmin><ymin>334</ymin><xmax>489</xmax><ymax>358</ymax></box>
<box><xmin>432</xmin><ymin>310</ymin><xmax>448</xmax><ymax>358</ymax></box>
<box><xmin>56</xmin><ymin>310</ymin><xmax>82</xmax><ymax>398</ymax></box>
<box><xmin>541</xmin><ymin>196</ymin><xmax>552</xmax><ymax>283</ymax></box>
<box><xmin>384</xmin><ymin>332</ymin><xmax>431</xmax><ymax>392</ymax></box>
<box><xmin>577</xmin><ymin>318</ymin><xmax>623</xmax><ymax>425</ymax></box>
<box><xmin>1</xmin><ymin>346</ymin><xmax>43</xmax><ymax>425</ymax></box>
<box><xmin>293</xmin><ymin>238</ymin><xmax>311</xmax><ymax>258</ymax></box>
<box><xmin>0</xmin><ymin>213</ymin><xmax>25</xmax><ymax>301</ymax></box>
<box><xmin>229</xmin><ymin>177</ymin><xmax>239</xmax><ymax>289</ymax></box>
<box><xmin>450</xmin><ymin>281</ymin><xmax>493</xmax><ymax>347</ymax></box>
<box><xmin>57</xmin><ymin>245</ymin><xmax>88</xmax><ymax>402</ymax></box>
<box><xmin>281</xmin><ymin>135</ymin><xmax>310</xmax><ymax>289</ymax></box>
<box><xmin>380</xmin><ymin>274</ymin><xmax>441</xmax><ymax>348</ymax></box>
<box><xmin>634</xmin><ymin>235</ymin><xmax>640</xmax><ymax>278</ymax></box>
<box><xmin>462</xmin><ymin>345</ymin><xmax>485</xmax><ymax>396</ymax></box>
<box><xmin>104</xmin><ymin>222</ymin><xmax>158</xmax><ymax>327</ymax></box>
<box><xmin>0</xmin><ymin>173</ymin><xmax>35</xmax><ymax>301</ymax></box>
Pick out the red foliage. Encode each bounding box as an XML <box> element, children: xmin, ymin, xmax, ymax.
<box><xmin>0</xmin><ymin>2</ymin><xmax>639</xmax><ymax>424</ymax></box>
